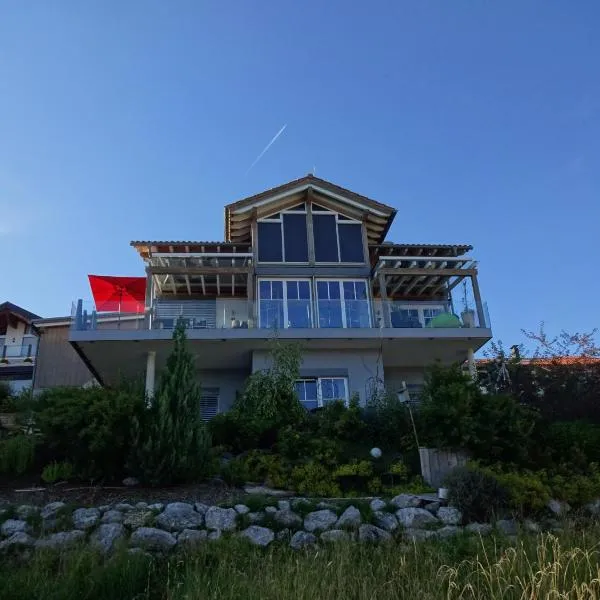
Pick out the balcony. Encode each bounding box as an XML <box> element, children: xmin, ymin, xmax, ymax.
<box><xmin>0</xmin><ymin>336</ymin><xmax>38</xmax><ymax>362</ymax></box>
<box><xmin>70</xmin><ymin>296</ymin><xmax>490</xmax><ymax>333</ymax></box>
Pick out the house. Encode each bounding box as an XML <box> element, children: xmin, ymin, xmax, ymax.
<box><xmin>0</xmin><ymin>301</ymin><xmax>41</xmax><ymax>393</ymax></box>
<box><xmin>65</xmin><ymin>175</ymin><xmax>492</xmax><ymax>417</ymax></box>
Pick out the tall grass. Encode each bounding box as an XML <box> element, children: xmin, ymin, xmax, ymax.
<box><xmin>2</xmin><ymin>531</ymin><xmax>600</xmax><ymax>599</ymax></box>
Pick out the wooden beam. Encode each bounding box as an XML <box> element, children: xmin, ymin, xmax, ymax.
<box><xmin>361</xmin><ymin>214</ymin><xmax>370</xmax><ymax>265</ymax></box>
<box><xmin>471</xmin><ymin>274</ymin><xmax>486</xmax><ymax>327</ymax></box>
<box><xmin>379</xmin><ymin>267</ymin><xmax>478</xmax><ymax>278</ymax></box>
<box><xmin>389</xmin><ymin>261</ymin><xmax>417</xmax><ymax>295</ymax></box>
<box><xmin>416</xmin><ymin>261</ymin><xmax>447</xmax><ymax>295</ymax></box>
<box><xmin>251</xmin><ymin>209</ymin><xmax>259</xmax><ymax>264</ymax></box>
<box><xmin>247</xmin><ymin>271</ymin><xmax>254</xmax><ymax>327</ymax></box>
<box><xmin>448</xmin><ymin>276</ymin><xmax>467</xmax><ymax>291</ymax></box>
<box><xmin>149</xmin><ymin>266</ymin><xmax>252</xmax><ymax>275</ymax></box>
<box><xmin>306</xmin><ymin>189</ymin><xmax>315</xmax><ymax>265</ymax></box>
<box><xmin>403</xmin><ymin>276</ymin><xmax>426</xmax><ymax>295</ymax></box>
<box><xmin>377</xmin><ymin>273</ymin><xmax>390</xmax><ymax>327</ymax></box>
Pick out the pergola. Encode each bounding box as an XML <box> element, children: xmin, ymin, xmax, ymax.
<box><xmin>130</xmin><ymin>241</ymin><xmax>253</xmax><ymax>298</ymax></box>
<box><xmin>370</xmin><ymin>242</ymin><xmax>486</xmax><ymax>326</ymax></box>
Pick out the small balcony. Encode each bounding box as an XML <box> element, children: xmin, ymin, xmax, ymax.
<box><xmin>0</xmin><ymin>336</ymin><xmax>38</xmax><ymax>362</ymax></box>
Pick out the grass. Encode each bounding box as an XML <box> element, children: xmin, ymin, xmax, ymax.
<box><xmin>3</xmin><ymin>529</ymin><xmax>600</xmax><ymax>599</ymax></box>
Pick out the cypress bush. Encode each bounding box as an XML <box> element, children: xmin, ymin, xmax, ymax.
<box><xmin>129</xmin><ymin>321</ymin><xmax>211</xmax><ymax>486</ymax></box>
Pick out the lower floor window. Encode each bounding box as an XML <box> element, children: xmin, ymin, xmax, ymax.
<box><xmin>295</xmin><ymin>377</ymin><xmax>348</xmax><ymax>410</ymax></box>
<box><xmin>200</xmin><ymin>388</ymin><xmax>219</xmax><ymax>420</ymax></box>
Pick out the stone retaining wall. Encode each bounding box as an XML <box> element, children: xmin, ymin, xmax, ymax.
<box><xmin>0</xmin><ymin>494</ymin><xmax>575</xmax><ymax>557</ymax></box>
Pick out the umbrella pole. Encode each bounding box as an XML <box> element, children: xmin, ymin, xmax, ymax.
<box><xmin>118</xmin><ymin>288</ymin><xmax>122</xmax><ymax>329</ymax></box>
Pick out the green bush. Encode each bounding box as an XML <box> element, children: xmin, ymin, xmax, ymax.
<box><xmin>543</xmin><ymin>467</ymin><xmax>600</xmax><ymax>506</ymax></box>
<box><xmin>129</xmin><ymin>322</ymin><xmax>211</xmax><ymax>486</ymax></box>
<box><xmin>315</xmin><ymin>396</ymin><xmax>367</xmax><ymax>443</ymax></box>
<box><xmin>231</xmin><ymin>341</ymin><xmax>304</xmax><ymax>448</ymax></box>
<box><xmin>35</xmin><ymin>383</ymin><xmax>144</xmax><ymax>480</ymax></box>
<box><xmin>418</xmin><ymin>364</ymin><xmax>480</xmax><ymax>450</ymax></box>
<box><xmin>241</xmin><ymin>450</ymin><xmax>288</xmax><ymax>488</ymax></box>
<box><xmin>0</xmin><ymin>381</ymin><xmax>11</xmax><ymax>403</ymax></box>
<box><xmin>209</xmin><ymin>412</ymin><xmax>258</xmax><ymax>453</ymax></box>
<box><xmin>220</xmin><ymin>458</ymin><xmax>250</xmax><ymax>487</ymax></box>
<box><xmin>41</xmin><ymin>460</ymin><xmax>74</xmax><ymax>484</ymax></box>
<box><xmin>469</xmin><ymin>394</ymin><xmax>538</xmax><ymax>467</ymax></box>
<box><xmin>539</xmin><ymin>421</ymin><xmax>600</xmax><ymax>471</ymax></box>
<box><xmin>364</xmin><ymin>390</ymin><xmax>415</xmax><ymax>452</ymax></box>
<box><xmin>491</xmin><ymin>470</ymin><xmax>550</xmax><ymax>514</ymax></box>
<box><xmin>0</xmin><ymin>434</ymin><xmax>36</xmax><ymax>475</ymax></box>
<box><xmin>290</xmin><ymin>461</ymin><xmax>341</xmax><ymax>497</ymax></box>
<box><xmin>444</xmin><ymin>466</ymin><xmax>509</xmax><ymax>522</ymax></box>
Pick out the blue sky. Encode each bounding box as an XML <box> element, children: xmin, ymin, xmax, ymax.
<box><xmin>1</xmin><ymin>1</ymin><xmax>598</xmax><ymax>349</ymax></box>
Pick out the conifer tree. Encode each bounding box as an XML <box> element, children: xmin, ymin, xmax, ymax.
<box><xmin>129</xmin><ymin>320</ymin><xmax>210</xmax><ymax>485</ymax></box>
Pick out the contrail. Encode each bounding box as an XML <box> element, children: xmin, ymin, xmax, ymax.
<box><xmin>245</xmin><ymin>124</ymin><xmax>287</xmax><ymax>175</ymax></box>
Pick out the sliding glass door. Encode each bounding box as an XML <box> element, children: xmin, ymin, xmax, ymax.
<box><xmin>317</xmin><ymin>280</ymin><xmax>371</xmax><ymax>328</ymax></box>
<box><xmin>259</xmin><ymin>280</ymin><xmax>312</xmax><ymax>329</ymax></box>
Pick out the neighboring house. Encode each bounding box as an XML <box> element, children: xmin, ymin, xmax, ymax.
<box><xmin>67</xmin><ymin>174</ymin><xmax>492</xmax><ymax>418</ymax></box>
<box><xmin>32</xmin><ymin>312</ymin><xmax>143</xmax><ymax>391</ymax></box>
<box><xmin>0</xmin><ymin>301</ymin><xmax>41</xmax><ymax>393</ymax></box>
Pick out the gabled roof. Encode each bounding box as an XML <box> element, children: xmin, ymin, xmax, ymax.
<box><xmin>225</xmin><ymin>174</ymin><xmax>397</xmax><ymax>245</ymax></box>
<box><xmin>0</xmin><ymin>302</ymin><xmax>41</xmax><ymax>324</ymax></box>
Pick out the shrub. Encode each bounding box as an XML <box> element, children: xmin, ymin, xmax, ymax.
<box><xmin>539</xmin><ymin>421</ymin><xmax>600</xmax><ymax>471</ymax></box>
<box><xmin>209</xmin><ymin>412</ymin><xmax>260</xmax><ymax>454</ymax></box>
<box><xmin>232</xmin><ymin>341</ymin><xmax>304</xmax><ymax>448</ymax></box>
<box><xmin>220</xmin><ymin>458</ymin><xmax>250</xmax><ymax>487</ymax></box>
<box><xmin>363</xmin><ymin>391</ymin><xmax>414</xmax><ymax>452</ymax></box>
<box><xmin>290</xmin><ymin>461</ymin><xmax>341</xmax><ymax>497</ymax></box>
<box><xmin>41</xmin><ymin>461</ymin><xmax>74</xmax><ymax>484</ymax></box>
<box><xmin>35</xmin><ymin>383</ymin><xmax>144</xmax><ymax>480</ymax></box>
<box><xmin>544</xmin><ymin>468</ymin><xmax>600</xmax><ymax>506</ymax></box>
<box><xmin>0</xmin><ymin>434</ymin><xmax>36</xmax><ymax>475</ymax></box>
<box><xmin>129</xmin><ymin>321</ymin><xmax>211</xmax><ymax>486</ymax></box>
<box><xmin>418</xmin><ymin>364</ymin><xmax>481</xmax><ymax>450</ymax></box>
<box><xmin>241</xmin><ymin>450</ymin><xmax>288</xmax><ymax>488</ymax></box>
<box><xmin>0</xmin><ymin>381</ymin><xmax>11</xmax><ymax>402</ymax></box>
<box><xmin>444</xmin><ymin>466</ymin><xmax>509</xmax><ymax>522</ymax></box>
<box><xmin>469</xmin><ymin>394</ymin><xmax>538</xmax><ymax>467</ymax></box>
<box><xmin>491</xmin><ymin>470</ymin><xmax>550</xmax><ymax>514</ymax></box>
<box><xmin>315</xmin><ymin>396</ymin><xmax>367</xmax><ymax>443</ymax></box>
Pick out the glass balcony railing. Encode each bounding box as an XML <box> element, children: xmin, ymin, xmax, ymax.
<box><xmin>0</xmin><ymin>342</ymin><xmax>37</xmax><ymax>360</ymax></box>
<box><xmin>377</xmin><ymin>301</ymin><xmax>491</xmax><ymax>329</ymax></box>
<box><xmin>69</xmin><ymin>296</ymin><xmax>490</xmax><ymax>332</ymax></box>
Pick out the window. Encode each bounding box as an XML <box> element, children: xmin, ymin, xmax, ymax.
<box><xmin>257</xmin><ymin>206</ymin><xmax>308</xmax><ymax>263</ymax></box>
<box><xmin>256</xmin><ymin>204</ymin><xmax>365</xmax><ymax>264</ymax></box>
<box><xmin>422</xmin><ymin>308</ymin><xmax>443</xmax><ymax>327</ymax></box>
<box><xmin>342</xmin><ymin>281</ymin><xmax>370</xmax><ymax>328</ymax></box>
<box><xmin>200</xmin><ymin>388</ymin><xmax>219</xmax><ymax>421</ymax></box>
<box><xmin>283</xmin><ymin>213</ymin><xmax>308</xmax><ymax>262</ymax></box>
<box><xmin>312</xmin><ymin>206</ymin><xmax>364</xmax><ymax>263</ymax></box>
<box><xmin>257</xmin><ymin>222</ymin><xmax>283</xmax><ymax>262</ymax></box>
<box><xmin>338</xmin><ymin>223</ymin><xmax>363</xmax><ymax>262</ymax></box>
<box><xmin>317</xmin><ymin>280</ymin><xmax>371</xmax><ymax>328</ymax></box>
<box><xmin>295</xmin><ymin>377</ymin><xmax>348</xmax><ymax>410</ymax></box>
<box><xmin>390</xmin><ymin>305</ymin><xmax>447</xmax><ymax>328</ymax></box>
<box><xmin>313</xmin><ymin>214</ymin><xmax>338</xmax><ymax>262</ymax></box>
<box><xmin>259</xmin><ymin>279</ymin><xmax>312</xmax><ymax>329</ymax></box>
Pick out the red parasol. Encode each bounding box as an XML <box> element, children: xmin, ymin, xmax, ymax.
<box><xmin>88</xmin><ymin>275</ymin><xmax>146</xmax><ymax>314</ymax></box>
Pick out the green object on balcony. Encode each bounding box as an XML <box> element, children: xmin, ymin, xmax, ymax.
<box><xmin>427</xmin><ymin>313</ymin><xmax>462</xmax><ymax>328</ymax></box>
